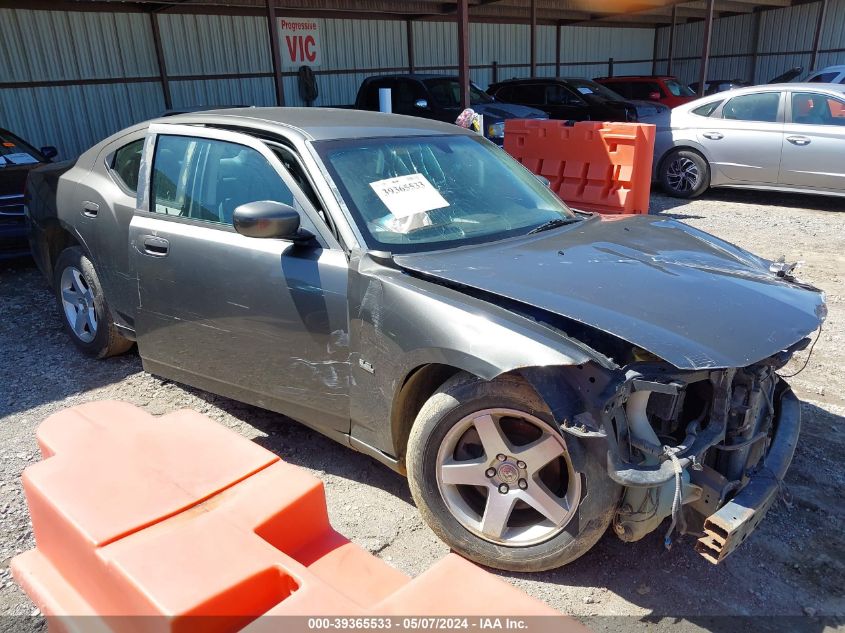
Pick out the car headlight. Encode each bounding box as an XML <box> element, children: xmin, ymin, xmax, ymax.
<box><xmin>487</xmin><ymin>122</ymin><xmax>506</xmax><ymax>139</ymax></box>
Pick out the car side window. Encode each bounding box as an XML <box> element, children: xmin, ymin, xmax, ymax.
<box><xmin>547</xmin><ymin>85</ymin><xmax>584</xmax><ymax>106</ymax></box>
<box><xmin>721</xmin><ymin>92</ymin><xmax>781</xmax><ymax>123</ymax></box>
<box><xmin>808</xmin><ymin>72</ymin><xmax>838</xmax><ymax>83</ymax></box>
<box><xmin>791</xmin><ymin>92</ymin><xmax>845</xmax><ymax>126</ymax></box>
<box><xmin>629</xmin><ymin>82</ymin><xmax>663</xmax><ymax>100</ymax></box>
<box><xmin>362</xmin><ymin>81</ymin><xmax>388</xmax><ymax>110</ymax></box>
<box><xmin>110</xmin><ymin>139</ymin><xmax>144</xmax><ymax>193</ymax></box>
<box><xmin>150</xmin><ymin>135</ymin><xmax>294</xmax><ymax>226</ymax></box>
<box><xmin>604</xmin><ymin>82</ymin><xmax>630</xmax><ymax>98</ymax></box>
<box><xmin>392</xmin><ymin>80</ymin><xmax>425</xmax><ymax>113</ymax></box>
<box><xmin>518</xmin><ymin>84</ymin><xmax>547</xmax><ymax>105</ymax></box>
<box><xmin>493</xmin><ymin>86</ymin><xmax>512</xmax><ymax>101</ymax></box>
<box><xmin>692</xmin><ymin>100</ymin><xmax>723</xmax><ymax>117</ymax></box>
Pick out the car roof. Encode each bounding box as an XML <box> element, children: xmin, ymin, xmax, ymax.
<box><xmin>363</xmin><ymin>74</ymin><xmax>456</xmax><ymax>82</ymax></box>
<box><xmin>490</xmin><ymin>77</ymin><xmax>596</xmax><ymax>85</ymax></box>
<box><xmin>757</xmin><ymin>82</ymin><xmax>845</xmax><ymax>93</ymax></box>
<box><xmin>149</xmin><ymin>107</ymin><xmax>472</xmax><ymax>142</ymax></box>
<box><xmin>595</xmin><ymin>76</ymin><xmax>676</xmax><ymax>81</ymax></box>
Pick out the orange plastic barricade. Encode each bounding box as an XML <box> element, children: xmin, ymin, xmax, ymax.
<box><xmin>504</xmin><ymin>120</ymin><xmax>655</xmax><ymax>215</ymax></box>
<box><xmin>12</xmin><ymin>402</ymin><xmax>585</xmax><ymax>633</ymax></box>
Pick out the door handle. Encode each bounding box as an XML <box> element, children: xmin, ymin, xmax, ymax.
<box><xmin>141</xmin><ymin>235</ymin><xmax>169</xmax><ymax>257</ymax></box>
<box><xmin>786</xmin><ymin>135</ymin><xmax>811</xmax><ymax>146</ymax></box>
<box><xmin>82</xmin><ymin>201</ymin><xmax>99</xmax><ymax>217</ymax></box>
<box><xmin>702</xmin><ymin>132</ymin><xmax>724</xmax><ymax>140</ymax></box>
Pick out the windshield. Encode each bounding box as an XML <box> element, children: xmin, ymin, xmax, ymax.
<box><xmin>0</xmin><ymin>130</ymin><xmax>44</xmax><ymax>166</ymax></box>
<box><xmin>567</xmin><ymin>79</ymin><xmax>625</xmax><ymax>101</ymax></box>
<box><xmin>425</xmin><ymin>79</ymin><xmax>495</xmax><ymax>107</ymax></box>
<box><xmin>315</xmin><ymin>135</ymin><xmax>574</xmax><ymax>253</ymax></box>
<box><xmin>665</xmin><ymin>79</ymin><xmax>695</xmax><ymax>97</ymax></box>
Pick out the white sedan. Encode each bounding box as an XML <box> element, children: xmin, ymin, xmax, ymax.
<box><xmin>653</xmin><ymin>82</ymin><xmax>845</xmax><ymax>198</ymax></box>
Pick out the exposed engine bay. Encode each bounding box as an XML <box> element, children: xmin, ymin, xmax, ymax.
<box><xmin>586</xmin><ymin>339</ymin><xmax>809</xmax><ymax>563</ymax></box>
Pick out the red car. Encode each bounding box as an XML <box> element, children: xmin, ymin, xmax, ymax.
<box><xmin>594</xmin><ymin>75</ymin><xmax>697</xmax><ymax>108</ymax></box>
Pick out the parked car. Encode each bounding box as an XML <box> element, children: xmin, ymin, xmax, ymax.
<box><xmin>654</xmin><ymin>83</ymin><xmax>845</xmax><ymax>198</ymax></box>
<box><xmin>486</xmin><ymin>77</ymin><xmax>669</xmax><ymax>125</ymax></box>
<box><xmin>27</xmin><ymin>108</ymin><xmax>824</xmax><ymax>572</ymax></box>
<box><xmin>688</xmin><ymin>79</ymin><xmax>750</xmax><ymax>95</ymax></box>
<box><xmin>595</xmin><ymin>75</ymin><xmax>697</xmax><ymax>108</ymax></box>
<box><xmin>1</xmin><ymin>129</ymin><xmax>57</xmax><ymax>258</ymax></box>
<box><xmin>805</xmin><ymin>64</ymin><xmax>845</xmax><ymax>84</ymax></box>
<box><xmin>354</xmin><ymin>74</ymin><xmax>546</xmax><ymax>144</ymax></box>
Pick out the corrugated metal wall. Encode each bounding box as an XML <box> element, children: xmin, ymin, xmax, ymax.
<box><xmin>0</xmin><ymin>9</ymin><xmax>656</xmax><ymax>159</ymax></box>
<box><xmin>0</xmin><ymin>8</ymin><xmax>164</xmax><ymax>158</ymax></box>
<box><xmin>655</xmin><ymin>0</ymin><xmax>845</xmax><ymax>85</ymax></box>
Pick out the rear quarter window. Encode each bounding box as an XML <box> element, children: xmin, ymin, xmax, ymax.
<box><xmin>691</xmin><ymin>101</ymin><xmax>723</xmax><ymax>117</ymax></box>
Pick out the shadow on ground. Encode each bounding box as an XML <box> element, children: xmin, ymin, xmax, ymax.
<box><xmin>650</xmin><ymin>188</ymin><xmax>844</xmax><ymax>215</ymax></box>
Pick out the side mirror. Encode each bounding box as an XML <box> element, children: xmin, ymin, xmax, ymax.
<box><xmin>40</xmin><ymin>146</ymin><xmax>58</xmax><ymax>160</ymax></box>
<box><xmin>233</xmin><ymin>200</ymin><xmax>309</xmax><ymax>241</ymax></box>
<box><xmin>414</xmin><ymin>99</ymin><xmax>429</xmax><ymax>109</ymax></box>
<box><xmin>648</xmin><ymin>91</ymin><xmax>661</xmax><ymax>101</ymax></box>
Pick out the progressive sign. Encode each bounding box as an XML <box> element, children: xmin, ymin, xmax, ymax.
<box><xmin>278</xmin><ymin>18</ymin><xmax>321</xmax><ymax>68</ymax></box>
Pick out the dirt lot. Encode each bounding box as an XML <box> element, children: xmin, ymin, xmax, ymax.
<box><xmin>1</xmin><ymin>189</ymin><xmax>843</xmax><ymax>630</ymax></box>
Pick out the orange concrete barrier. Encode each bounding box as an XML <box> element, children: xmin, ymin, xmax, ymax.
<box><xmin>504</xmin><ymin>120</ymin><xmax>655</xmax><ymax>215</ymax></box>
<box><xmin>12</xmin><ymin>402</ymin><xmax>583</xmax><ymax>633</ymax></box>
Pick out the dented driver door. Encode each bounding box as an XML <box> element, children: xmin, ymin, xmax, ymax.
<box><xmin>129</xmin><ymin>124</ymin><xmax>351</xmax><ymax>435</ymax></box>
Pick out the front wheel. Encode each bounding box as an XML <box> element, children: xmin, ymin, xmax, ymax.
<box><xmin>53</xmin><ymin>247</ymin><xmax>133</xmax><ymax>359</ymax></box>
<box><xmin>406</xmin><ymin>373</ymin><xmax>620</xmax><ymax>572</ymax></box>
<box><xmin>660</xmin><ymin>149</ymin><xmax>710</xmax><ymax>198</ymax></box>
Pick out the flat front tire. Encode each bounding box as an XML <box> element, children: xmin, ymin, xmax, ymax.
<box><xmin>53</xmin><ymin>247</ymin><xmax>133</xmax><ymax>359</ymax></box>
<box><xmin>406</xmin><ymin>372</ymin><xmax>621</xmax><ymax>572</ymax></box>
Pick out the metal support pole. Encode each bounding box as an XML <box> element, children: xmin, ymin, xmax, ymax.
<box><xmin>492</xmin><ymin>60</ymin><xmax>498</xmax><ymax>84</ymax></box>
<box><xmin>651</xmin><ymin>27</ymin><xmax>659</xmax><ymax>75</ymax></box>
<box><xmin>810</xmin><ymin>0</ymin><xmax>829</xmax><ymax>71</ymax></box>
<box><xmin>555</xmin><ymin>23</ymin><xmax>561</xmax><ymax>77</ymax></box>
<box><xmin>457</xmin><ymin>0</ymin><xmax>470</xmax><ymax>109</ymax></box>
<box><xmin>608</xmin><ymin>57</ymin><xmax>614</xmax><ymax>78</ymax></box>
<box><xmin>749</xmin><ymin>8</ymin><xmax>762</xmax><ymax>83</ymax></box>
<box><xmin>667</xmin><ymin>4</ymin><xmax>677</xmax><ymax>75</ymax></box>
<box><xmin>407</xmin><ymin>19</ymin><xmax>415</xmax><ymax>74</ymax></box>
<box><xmin>266</xmin><ymin>0</ymin><xmax>285</xmax><ymax>106</ymax></box>
<box><xmin>529</xmin><ymin>0</ymin><xmax>537</xmax><ymax>77</ymax></box>
<box><xmin>149</xmin><ymin>12</ymin><xmax>172</xmax><ymax>111</ymax></box>
<box><xmin>697</xmin><ymin>0</ymin><xmax>715</xmax><ymax>97</ymax></box>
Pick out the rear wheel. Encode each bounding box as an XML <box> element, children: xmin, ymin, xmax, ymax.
<box><xmin>660</xmin><ymin>149</ymin><xmax>710</xmax><ymax>198</ymax></box>
<box><xmin>406</xmin><ymin>373</ymin><xmax>620</xmax><ymax>572</ymax></box>
<box><xmin>53</xmin><ymin>247</ymin><xmax>133</xmax><ymax>358</ymax></box>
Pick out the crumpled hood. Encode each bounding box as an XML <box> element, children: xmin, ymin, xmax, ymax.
<box><xmin>472</xmin><ymin>103</ymin><xmax>548</xmax><ymax>120</ymax></box>
<box><xmin>393</xmin><ymin>215</ymin><xmax>825</xmax><ymax>370</ymax></box>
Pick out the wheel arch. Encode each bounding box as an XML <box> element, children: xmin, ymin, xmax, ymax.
<box><xmin>656</xmin><ymin>143</ymin><xmax>710</xmax><ymax>178</ymax></box>
<box><xmin>388</xmin><ymin>358</ymin><xmax>617</xmax><ymax>472</ymax></box>
<box><xmin>42</xmin><ymin>220</ymin><xmax>89</xmax><ymax>284</ymax></box>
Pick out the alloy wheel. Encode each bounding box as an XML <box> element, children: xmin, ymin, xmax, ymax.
<box><xmin>435</xmin><ymin>408</ymin><xmax>581</xmax><ymax>547</ymax></box>
<box><xmin>60</xmin><ymin>266</ymin><xmax>98</xmax><ymax>343</ymax></box>
<box><xmin>666</xmin><ymin>157</ymin><xmax>701</xmax><ymax>193</ymax></box>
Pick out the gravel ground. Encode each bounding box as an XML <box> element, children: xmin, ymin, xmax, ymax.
<box><xmin>1</xmin><ymin>189</ymin><xmax>843</xmax><ymax>630</ymax></box>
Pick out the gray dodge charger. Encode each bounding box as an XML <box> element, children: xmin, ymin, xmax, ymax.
<box><xmin>25</xmin><ymin>108</ymin><xmax>825</xmax><ymax>571</ymax></box>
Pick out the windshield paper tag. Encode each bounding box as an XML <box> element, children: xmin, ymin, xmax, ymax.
<box><xmin>369</xmin><ymin>173</ymin><xmax>449</xmax><ymax>218</ymax></box>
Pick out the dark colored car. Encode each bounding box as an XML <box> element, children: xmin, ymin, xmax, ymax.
<box><xmin>27</xmin><ymin>108</ymin><xmax>824</xmax><ymax>572</ymax></box>
<box><xmin>1</xmin><ymin>129</ymin><xmax>57</xmax><ymax>258</ymax></box>
<box><xmin>595</xmin><ymin>75</ymin><xmax>697</xmax><ymax>108</ymax></box>
<box><xmin>487</xmin><ymin>77</ymin><xmax>669</xmax><ymax>125</ymax></box>
<box><xmin>355</xmin><ymin>74</ymin><xmax>546</xmax><ymax>144</ymax></box>
<box><xmin>688</xmin><ymin>79</ymin><xmax>751</xmax><ymax>95</ymax></box>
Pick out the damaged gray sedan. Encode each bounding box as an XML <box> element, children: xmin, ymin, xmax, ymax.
<box><xmin>26</xmin><ymin>109</ymin><xmax>825</xmax><ymax>571</ymax></box>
